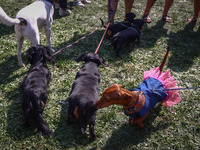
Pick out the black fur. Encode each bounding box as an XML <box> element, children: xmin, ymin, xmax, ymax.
<box><xmin>106</xmin><ymin>12</ymin><xmax>136</xmax><ymax>39</ymax></box>
<box><xmin>19</xmin><ymin>45</ymin><xmax>54</xmax><ymax>135</ymax></box>
<box><xmin>67</xmin><ymin>53</ymin><xmax>108</xmax><ymax>139</ymax></box>
<box><xmin>111</xmin><ymin>19</ymin><xmax>144</xmax><ymax>57</ymax></box>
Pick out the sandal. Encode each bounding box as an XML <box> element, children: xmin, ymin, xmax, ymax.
<box><xmin>142</xmin><ymin>14</ymin><xmax>151</xmax><ymax>23</ymax></box>
<box><xmin>187</xmin><ymin>17</ymin><xmax>197</xmax><ymax>23</ymax></box>
<box><xmin>162</xmin><ymin>15</ymin><xmax>172</xmax><ymax>22</ymax></box>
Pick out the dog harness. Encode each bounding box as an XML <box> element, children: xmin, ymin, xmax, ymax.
<box><xmin>124</xmin><ymin>67</ymin><xmax>181</xmax><ymax>118</ymax></box>
<box><xmin>117</xmin><ymin>22</ymin><xmax>141</xmax><ymax>38</ymax></box>
<box><xmin>124</xmin><ymin>77</ymin><xmax>167</xmax><ymax>118</ymax></box>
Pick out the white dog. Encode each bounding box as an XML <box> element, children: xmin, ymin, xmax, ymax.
<box><xmin>0</xmin><ymin>0</ymin><xmax>58</xmax><ymax>67</ymax></box>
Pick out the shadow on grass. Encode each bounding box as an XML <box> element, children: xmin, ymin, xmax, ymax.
<box><xmin>142</xmin><ymin>20</ymin><xmax>167</xmax><ymax>48</ymax></box>
<box><xmin>0</xmin><ymin>24</ymin><xmax>15</xmax><ymax>37</ymax></box>
<box><xmin>53</xmin><ymin>103</ymin><xmax>94</xmax><ymax>149</ymax></box>
<box><xmin>167</xmin><ymin>22</ymin><xmax>200</xmax><ymax>72</ymax></box>
<box><xmin>5</xmin><ymin>88</ymin><xmax>36</xmax><ymax>140</ymax></box>
<box><xmin>0</xmin><ymin>54</ymin><xmax>26</xmax><ymax>86</ymax></box>
<box><xmin>102</xmin><ymin>105</ymin><xmax>170</xmax><ymax>149</ymax></box>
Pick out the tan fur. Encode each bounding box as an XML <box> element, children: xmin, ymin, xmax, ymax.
<box><xmin>74</xmin><ymin>106</ymin><xmax>79</xmax><ymax>119</ymax></box>
<box><xmin>73</xmin><ymin>106</ymin><xmax>86</xmax><ymax>120</ymax></box>
<box><xmin>40</xmin><ymin>101</ymin><xmax>45</xmax><ymax>110</ymax></box>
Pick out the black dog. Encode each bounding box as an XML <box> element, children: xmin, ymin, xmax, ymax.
<box><xmin>106</xmin><ymin>12</ymin><xmax>136</xmax><ymax>39</ymax></box>
<box><xmin>111</xmin><ymin>19</ymin><xmax>144</xmax><ymax>57</ymax></box>
<box><xmin>19</xmin><ymin>45</ymin><xmax>54</xmax><ymax>135</ymax></box>
<box><xmin>67</xmin><ymin>53</ymin><xmax>108</xmax><ymax>139</ymax></box>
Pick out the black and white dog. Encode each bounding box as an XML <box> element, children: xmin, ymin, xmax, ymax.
<box><xmin>19</xmin><ymin>45</ymin><xmax>54</xmax><ymax>135</ymax></box>
<box><xmin>67</xmin><ymin>53</ymin><xmax>109</xmax><ymax>139</ymax></box>
<box><xmin>112</xmin><ymin>19</ymin><xmax>144</xmax><ymax>57</ymax></box>
<box><xmin>0</xmin><ymin>0</ymin><xmax>58</xmax><ymax>67</ymax></box>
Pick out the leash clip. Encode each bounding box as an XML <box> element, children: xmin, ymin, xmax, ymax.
<box><xmin>151</xmin><ymin>88</ymin><xmax>155</xmax><ymax>93</ymax></box>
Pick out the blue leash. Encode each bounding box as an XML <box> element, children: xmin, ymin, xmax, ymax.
<box><xmin>130</xmin><ymin>87</ymin><xmax>200</xmax><ymax>92</ymax></box>
<box><xmin>151</xmin><ymin>87</ymin><xmax>200</xmax><ymax>92</ymax></box>
<box><xmin>117</xmin><ymin>22</ymin><xmax>140</xmax><ymax>37</ymax></box>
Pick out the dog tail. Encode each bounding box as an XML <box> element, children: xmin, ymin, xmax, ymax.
<box><xmin>159</xmin><ymin>46</ymin><xmax>170</xmax><ymax>72</ymax></box>
<box><xmin>32</xmin><ymin>98</ymin><xmax>53</xmax><ymax>136</ymax></box>
<box><xmin>0</xmin><ymin>6</ymin><xmax>20</xmax><ymax>26</ymax></box>
<box><xmin>99</xmin><ymin>18</ymin><xmax>106</xmax><ymax>28</ymax></box>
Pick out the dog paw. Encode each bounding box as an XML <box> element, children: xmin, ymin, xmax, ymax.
<box><xmin>130</xmin><ymin>118</ymin><xmax>144</xmax><ymax>128</ymax></box>
<box><xmin>19</xmin><ymin>63</ymin><xmax>25</xmax><ymax>67</ymax></box>
<box><xmin>161</xmin><ymin>102</ymin><xmax>167</xmax><ymax>106</ymax></box>
<box><xmin>81</xmin><ymin>127</ymin><xmax>85</xmax><ymax>135</ymax></box>
<box><xmin>50</xmin><ymin>48</ymin><xmax>55</xmax><ymax>53</ymax></box>
<box><xmin>89</xmin><ymin>132</ymin><xmax>96</xmax><ymax>140</ymax></box>
<box><xmin>67</xmin><ymin>116</ymin><xmax>73</xmax><ymax>124</ymax></box>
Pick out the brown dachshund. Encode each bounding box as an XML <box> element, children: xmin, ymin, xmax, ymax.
<box><xmin>94</xmin><ymin>46</ymin><xmax>181</xmax><ymax>128</ymax></box>
<box><xmin>94</xmin><ymin>83</ymin><xmax>147</xmax><ymax>128</ymax></box>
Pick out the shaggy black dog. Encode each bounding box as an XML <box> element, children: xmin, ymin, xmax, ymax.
<box><xmin>111</xmin><ymin>19</ymin><xmax>144</xmax><ymax>57</ymax></box>
<box><xmin>19</xmin><ymin>45</ymin><xmax>54</xmax><ymax>135</ymax></box>
<box><xmin>106</xmin><ymin>12</ymin><xmax>136</xmax><ymax>39</ymax></box>
<box><xmin>67</xmin><ymin>53</ymin><xmax>109</xmax><ymax>139</ymax></box>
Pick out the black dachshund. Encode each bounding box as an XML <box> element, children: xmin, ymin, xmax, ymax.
<box><xmin>19</xmin><ymin>45</ymin><xmax>54</xmax><ymax>135</ymax></box>
<box><xmin>106</xmin><ymin>12</ymin><xmax>136</xmax><ymax>39</ymax></box>
<box><xmin>111</xmin><ymin>19</ymin><xmax>144</xmax><ymax>56</ymax></box>
<box><xmin>67</xmin><ymin>53</ymin><xmax>109</xmax><ymax>139</ymax></box>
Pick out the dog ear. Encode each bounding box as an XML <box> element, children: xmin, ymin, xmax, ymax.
<box><xmin>125</xmin><ymin>12</ymin><xmax>136</xmax><ymax>23</ymax></box>
<box><xmin>123</xmin><ymin>92</ymin><xmax>133</xmax><ymax>101</ymax></box>
<box><xmin>118</xmin><ymin>84</ymin><xmax>122</xmax><ymax>88</ymax></box>
<box><xmin>110</xmin><ymin>84</ymin><xmax>122</xmax><ymax>88</ymax></box>
<box><xmin>98</xmin><ymin>56</ymin><xmax>109</xmax><ymax>67</ymax></box>
<box><xmin>75</xmin><ymin>53</ymin><xmax>87</xmax><ymax>62</ymax></box>
<box><xmin>27</xmin><ymin>46</ymin><xmax>37</xmax><ymax>64</ymax></box>
<box><xmin>42</xmin><ymin>46</ymin><xmax>55</xmax><ymax>64</ymax></box>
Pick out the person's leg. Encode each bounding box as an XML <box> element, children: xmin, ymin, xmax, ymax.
<box><xmin>163</xmin><ymin>0</ymin><xmax>174</xmax><ymax>15</ymax></box>
<box><xmin>108</xmin><ymin>0</ymin><xmax>118</xmax><ymax>22</ymax></box>
<box><xmin>59</xmin><ymin>0</ymin><xmax>67</xmax><ymax>9</ymax></box>
<box><xmin>124</xmin><ymin>0</ymin><xmax>134</xmax><ymax>14</ymax></box>
<box><xmin>142</xmin><ymin>0</ymin><xmax>157</xmax><ymax>23</ymax></box>
<box><xmin>143</xmin><ymin>0</ymin><xmax>156</xmax><ymax>16</ymax></box>
<box><xmin>162</xmin><ymin>0</ymin><xmax>174</xmax><ymax>22</ymax></box>
<box><xmin>188</xmin><ymin>0</ymin><xmax>200</xmax><ymax>22</ymax></box>
<box><xmin>59</xmin><ymin>0</ymin><xmax>71</xmax><ymax>16</ymax></box>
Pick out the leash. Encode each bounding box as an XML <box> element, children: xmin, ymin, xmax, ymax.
<box><xmin>94</xmin><ymin>0</ymin><xmax>113</xmax><ymax>54</ymax></box>
<box><xmin>54</xmin><ymin>0</ymin><xmax>112</xmax><ymax>55</ymax></box>
<box><xmin>94</xmin><ymin>21</ymin><xmax>110</xmax><ymax>53</ymax></box>
<box><xmin>151</xmin><ymin>87</ymin><xmax>200</xmax><ymax>92</ymax></box>
<box><xmin>130</xmin><ymin>87</ymin><xmax>200</xmax><ymax>92</ymax></box>
<box><xmin>53</xmin><ymin>26</ymin><xmax>103</xmax><ymax>56</ymax></box>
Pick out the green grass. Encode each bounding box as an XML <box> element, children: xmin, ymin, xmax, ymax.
<box><xmin>0</xmin><ymin>0</ymin><xmax>199</xmax><ymax>149</ymax></box>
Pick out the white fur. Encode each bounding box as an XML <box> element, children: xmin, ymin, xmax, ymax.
<box><xmin>0</xmin><ymin>0</ymin><xmax>55</xmax><ymax>67</ymax></box>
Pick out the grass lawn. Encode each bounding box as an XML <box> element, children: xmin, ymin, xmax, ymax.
<box><xmin>0</xmin><ymin>0</ymin><xmax>199</xmax><ymax>149</ymax></box>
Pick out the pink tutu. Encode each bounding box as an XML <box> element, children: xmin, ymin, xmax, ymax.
<box><xmin>143</xmin><ymin>67</ymin><xmax>181</xmax><ymax>107</ymax></box>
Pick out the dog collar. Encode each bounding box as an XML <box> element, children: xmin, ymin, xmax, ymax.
<box><xmin>124</xmin><ymin>92</ymin><xmax>142</xmax><ymax>113</ymax></box>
